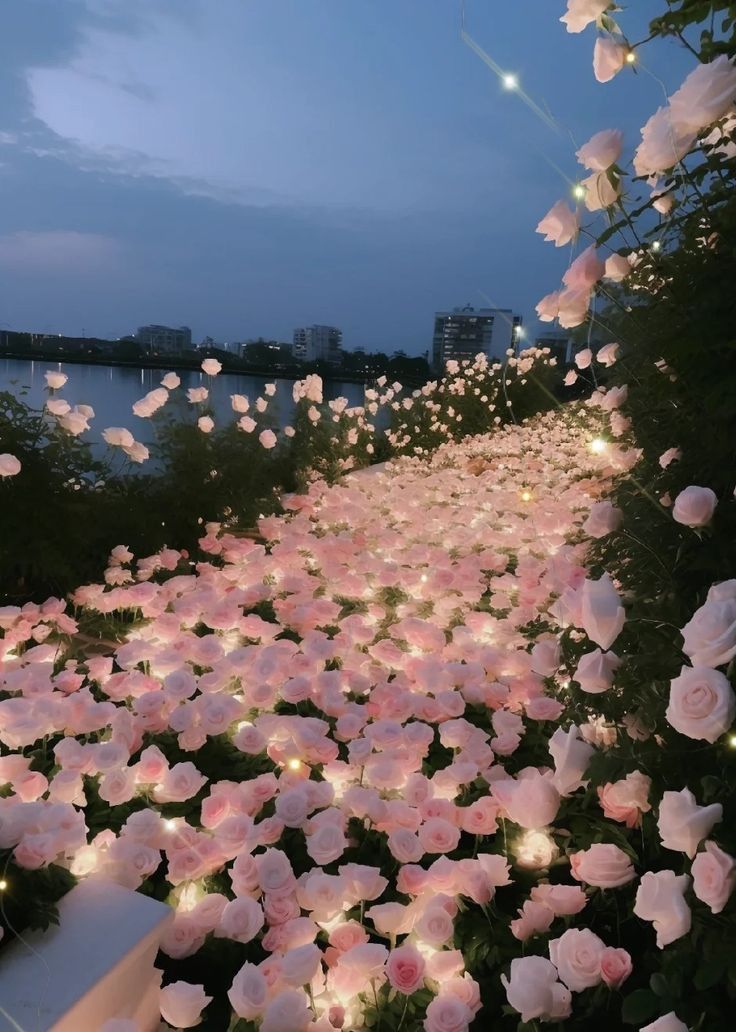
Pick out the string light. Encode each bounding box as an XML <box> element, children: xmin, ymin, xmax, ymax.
<box><xmin>589</xmin><ymin>437</ymin><xmax>607</xmax><ymax>455</ymax></box>
<box><xmin>502</xmin><ymin>73</ymin><xmax>518</xmax><ymax>91</ymax></box>
<box><xmin>520</xmin><ymin>490</ymin><xmax>532</xmax><ymax>502</ymax></box>
<box><xmin>728</xmin><ymin>735</ymin><xmax>736</xmax><ymax>748</ymax></box>
<box><xmin>0</xmin><ymin>879</ymin><xmax>7</xmax><ymax>891</ymax></box>
<box><xmin>651</xmin><ymin>240</ymin><xmax>661</xmax><ymax>252</ymax></box>
<box><xmin>165</xmin><ymin>819</ymin><xmax>177</xmax><ymax>832</ymax></box>
<box><xmin>626</xmin><ymin>50</ymin><xmax>637</xmax><ymax>64</ymax></box>
<box><xmin>573</xmin><ymin>184</ymin><xmax>586</xmax><ymax>200</ymax></box>
<box><xmin>287</xmin><ymin>758</ymin><xmax>303</xmax><ymax>771</ymax></box>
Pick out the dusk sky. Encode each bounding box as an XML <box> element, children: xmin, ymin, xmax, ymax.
<box><xmin>0</xmin><ymin>0</ymin><xmax>693</xmax><ymax>354</ymax></box>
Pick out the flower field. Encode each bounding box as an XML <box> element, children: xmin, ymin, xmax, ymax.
<box><xmin>3</xmin><ymin>385</ymin><xmax>736</xmax><ymax>1030</ymax></box>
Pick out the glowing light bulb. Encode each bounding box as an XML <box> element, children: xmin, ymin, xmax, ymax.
<box><xmin>728</xmin><ymin>735</ymin><xmax>736</xmax><ymax>748</ymax></box>
<box><xmin>625</xmin><ymin>50</ymin><xmax>637</xmax><ymax>64</ymax></box>
<box><xmin>0</xmin><ymin>879</ymin><xmax>8</xmax><ymax>891</ymax></box>
<box><xmin>589</xmin><ymin>437</ymin><xmax>607</xmax><ymax>455</ymax></box>
<box><xmin>420</xmin><ymin>574</ymin><xmax>428</xmax><ymax>582</ymax></box>
<box><xmin>520</xmin><ymin>490</ymin><xmax>532</xmax><ymax>502</ymax></box>
<box><xmin>573</xmin><ymin>184</ymin><xmax>586</xmax><ymax>200</ymax></box>
<box><xmin>287</xmin><ymin>758</ymin><xmax>303</xmax><ymax>771</ymax></box>
<box><xmin>502</xmin><ymin>73</ymin><xmax>518</xmax><ymax>91</ymax></box>
<box><xmin>651</xmin><ymin>240</ymin><xmax>661</xmax><ymax>252</ymax></box>
<box><xmin>165</xmin><ymin>819</ymin><xmax>177</xmax><ymax>832</ymax></box>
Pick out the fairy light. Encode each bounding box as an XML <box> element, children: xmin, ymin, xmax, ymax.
<box><xmin>589</xmin><ymin>437</ymin><xmax>607</xmax><ymax>455</ymax></box>
<box><xmin>520</xmin><ymin>490</ymin><xmax>532</xmax><ymax>502</ymax></box>
<box><xmin>287</xmin><ymin>758</ymin><xmax>303</xmax><ymax>771</ymax></box>
<box><xmin>573</xmin><ymin>184</ymin><xmax>586</xmax><ymax>200</ymax></box>
<box><xmin>420</xmin><ymin>574</ymin><xmax>428</xmax><ymax>582</ymax></box>
<box><xmin>728</xmin><ymin>735</ymin><xmax>736</xmax><ymax>748</ymax></box>
<box><xmin>651</xmin><ymin>240</ymin><xmax>661</xmax><ymax>252</ymax></box>
<box><xmin>0</xmin><ymin>879</ymin><xmax>7</xmax><ymax>891</ymax></box>
<box><xmin>165</xmin><ymin>819</ymin><xmax>177</xmax><ymax>832</ymax></box>
<box><xmin>502</xmin><ymin>73</ymin><xmax>518</xmax><ymax>91</ymax></box>
<box><xmin>625</xmin><ymin>50</ymin><xmax>637</xmax><ymax>64</ymax></box>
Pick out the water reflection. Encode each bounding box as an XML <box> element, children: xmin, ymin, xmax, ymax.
<box><xmin>1</xmin><ymin>358</ymin><xmax>367</xmax><ymax>448</ymax></box>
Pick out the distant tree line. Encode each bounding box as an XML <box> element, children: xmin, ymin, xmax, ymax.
<box><xmin>0</xmin><ymin>330</ymin><xmax>432</xmax><ymax>385</ymax></box>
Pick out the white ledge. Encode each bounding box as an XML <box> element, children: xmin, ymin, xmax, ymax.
<box><xmin>0</xmin><ymin>878</ymin><xmax>173</xmax><ymax>1032</ymax></box>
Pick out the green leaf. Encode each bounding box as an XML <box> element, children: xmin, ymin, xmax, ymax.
<box><xmin>621</xmin><ymin>990</ymin><xmax>659</xmax><ymax>1025</ymax></box>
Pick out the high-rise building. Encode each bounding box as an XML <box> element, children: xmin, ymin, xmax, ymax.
<box><xmin>293</xmin><ymin>325</ymin><xmax>343</xmax><ymax>364</ymax></box>
<box><xmin>431</xmin><ymin>306</ymin><xmax>522</xmax><ymax>371</ymax></box>
<box><xmin>136</xmin><ymin>325</ymin><xmax>192</xmax><ymax>354</ymax></box>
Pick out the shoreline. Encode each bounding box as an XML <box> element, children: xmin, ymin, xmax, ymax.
<box><xmin>0</xmin><ymin>349</ymin><xmax>376</xmax><ymax>387</ymax></box>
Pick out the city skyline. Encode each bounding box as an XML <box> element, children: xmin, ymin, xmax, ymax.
<box><xmin>0</xmin><ymin>0</ymin><xmax>691</xmax><ymax>353</ymax></box>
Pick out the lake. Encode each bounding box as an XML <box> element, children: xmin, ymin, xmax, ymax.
<box><xmin>0</xmin><ymin>358</ymin><xmax>368</xmax><ymax>446</ymax></box>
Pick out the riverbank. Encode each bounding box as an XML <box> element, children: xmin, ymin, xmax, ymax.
<box><xmin>0</xmin><ymin>348</ymin><xmax>380</xmax><ymax>387</ymax></box>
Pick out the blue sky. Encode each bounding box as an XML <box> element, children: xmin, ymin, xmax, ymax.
<box><xmin>0</xmin><ymin>0</ymin><xmax>693</xmax><ymax>354</ymax></box>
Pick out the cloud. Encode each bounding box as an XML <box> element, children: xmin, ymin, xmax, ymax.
<box><xmin>0</xmin><ymin>229</ymin><xmax>122</xmax><ymax>274</ymax></box>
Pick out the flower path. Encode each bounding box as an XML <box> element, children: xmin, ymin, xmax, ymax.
<box><xmin>1</xmin><ymin>404</ymin><xmax>656</xmax><ymax>1031</ymax></box>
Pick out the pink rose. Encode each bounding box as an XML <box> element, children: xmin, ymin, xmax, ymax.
<box><xmin>557</xmin><ymin>287</ymin><xmax>591</xmax><ymax>328</ymax></box>
<box><xmin>201</xmin><ymin>358</ymin><xmax>222</xmax><ymax>375</ymax></box>
<box><xmin>672</xmin><ymin>485</ymin><xmax>717</xmax><ymax>527</ymax></box>
<box><xmin>510</xmin><ymin>900</ymin><xmax>554</xmax><ymax>942</ymax></box>
<box><xmin>560</xmin><ymin>0</ymin><xmax>609</xmax><ymax>33</ymax></box>
<box><xmin>98</xmin><ymin>767</ymin><xmax>137</xmax><ymax>805</ymax></box>
<box><xmin>217</xmin><ymin>897</ymin><xmax>264</xmax><ymax>944</ymax></box>
<box><xmin>681</xmin><ymin>595</ymin><xmax>736</xmax><ymax>668</ymax></box>
<box><xmin>154</xmin><ymin>762</ymin><xmax>207</xmax><ymax>803</ymax></box>
<box><xmin>599</xmin><ymin>946</ymin><xmax>632</xmax><ymax>988</ymax></box>
<box><xmin>259</xmin><ymin>429</ymin><xmax>278</xmax><ymax>450</ymax></box>
<box><xmin>536</xmin><ymin>291</ymin><xmax>561</xmax><ymax>322</ymax></box>
<box><xmin>306</xmin><ymin>822</ymin><xmax>347</xmax><ymax>865</ymax></box>
<box><xmin>530</xmin><ymin>884</ymin><xmax>587</xmax><ymax>916</ymax></box>
<box><xmin>692</xmin><ymin>840</ymin><xmax>736</xmax><ymax>914</ymax></box>
<box><xmin>576</xmin><ymin>129</ymin><xmax>624</xmax><ymax>171</ymax></box>
<box><xmin>388</xmin><ymin>828</ymin><xmax>424</xmax><ymax>863</ymax></box>
<box><xmin>669</xmin><ymin>55</ymin><xmax>736</xmax><ymax>134</ymax></box>
<box><xmin>574</xmin><ymin>648</ymin><xmax>621</xmax><ymax>693</ymax></box>
<box><xmin>549</xmin><ymin>725</ymin><xmax>594</xmax><ymax>796</ymax></box>
<box><xmin>418</xmin><ymin>817</ymin><xmax>461</xmax><ymax>854</ymax></box>
<box><xmin>666</xmin><ymin>665</ymin><xmax>736</xmax><ymax>742</ymax></box>
<box><xmin>228</xmin><ymin>962</ymin><xmax>268</xmax><ymax>1019</ymax></box>
<box><xmin>570</xmin><ymin>843</ymin><xmax>636</xmax><ymax>888</ymax></box>
<box><xmin>160</xmin><ymin>913</ymin><xmax>206</xmax><ymax>959</ymax></box>
<box><xmin>657</xmin><ymin>788</ymin><xmax>722</xmax><ymax>858</ymax></box>
<box><xmin>442</xmin><ymin>974</ymin><xmax>481</xmax><ymax>1015</ymax></box>
<box><xmin>459</xmin><ymin>797</ymin><xmax>498</xmax><ymax>836</ymax></box>
<box><xmin>502</xmin><ymin>956</ymin><xmax>571</xmax><ymax>1023</ymax></box>
<box><xmin>492</xmin><ymin>770</ymin><xmax>560</xmax><ymax>829</ymax></box>
<box><xmin>280</xmin><ymin>944</ymin><xmax>322</xmax><ymax>987</ymax></box>
<box><xmin>386</xmin><ymin>943</ymin><xmax>426</xmax><ymax>994</ymax></box>
<box><xmin>423</xmin><ymin>994</ymin><xmax>472</xmax><ymax>1032</ymax></box>
<box><xmin>536</xmin><ymin>201</ymin><xmax>579</xmax><ymax>247</ymax></box>
<box><xmin>634</xmin><ymin>870</ymin><xmax>691</xmax><ymax>948</ymax></box>
<box><xmin>160</xmin><ymin>981</ymin><xmax>212</xmax><ymax>1029</ymax></box>
<box><xmin>634</xmin><ymin>106</ymin><xmax>696</xmax><ymax>176</ymax></box>
<box><xmin>255</xmin><ymin>848</ymin><xmax>296</xmax><ymax>898</ymax></box>
<box><xmin>549</xmin><ymin>928</ymin><xmax>605</xmax><ymax>991</ymax></box>
<box><xmin>659</xmin><ymin>447</ymin><xmax>682</xmax><ymax>469</ymax></box>
<box><xmin>597</xmin><ymin>771</ymin><xmax>652</xmax><ymax>828</ymax></box>
<box><xmin>563</xmin><ymin>246</ymin><xmax>605</xmax><ymax>293</ymax></box>
<box><xmin>579</xmin><ymin>573</ymin><xmax>625</xmax><ymax>650</ymax></box>
<box><xmin>593</xmin><ymin>38</ymin><xmax>627</xmax><ymax>83</ymax></box>
<box><xmin>414</xmin><ymin>900</ymin><xmax>455</xmax><ymax>947</ymax></box>
<box><xmin>604</xmin><ymin>253</ymin><xmax>631</xmax><ymax>282</ymax></box>
<box><xmin>583</xmin><ymin>501</ymin><xmax>623</xmax><ymax>539</ymax></box>
<box><xmin>260</xmin><ymin>988</ymin><xmax>312</xmax><ymax>1032</ymax></box>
